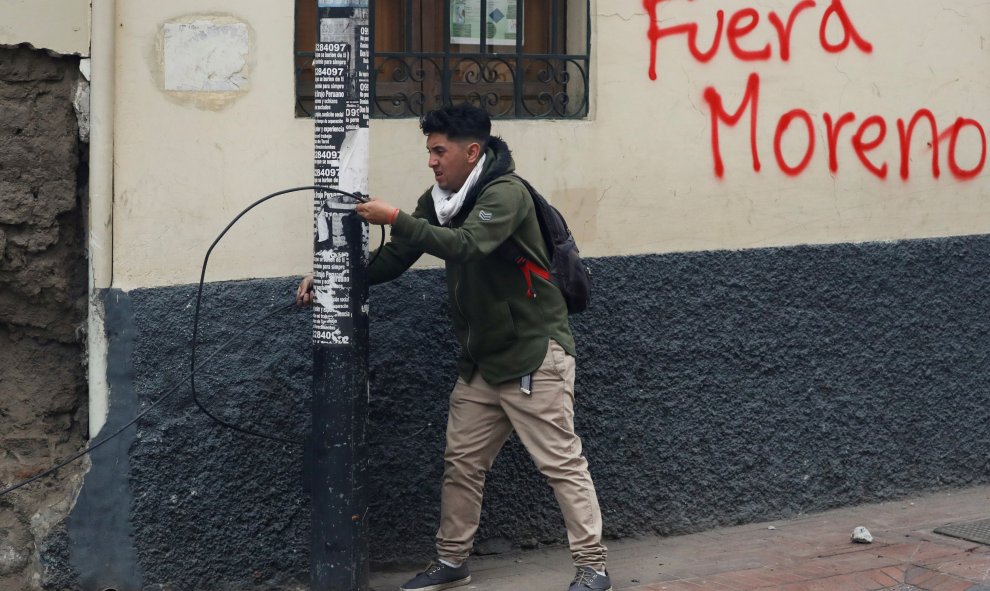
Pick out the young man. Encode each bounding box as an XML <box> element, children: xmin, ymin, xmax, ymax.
<box><xmin>298</xmin><ymin>104</ymin><xmax>610</xmax><ymax>591</ymax></box>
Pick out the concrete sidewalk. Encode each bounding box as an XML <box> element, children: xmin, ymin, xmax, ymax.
<box><xmin>370</xmin><ymin>485</ymin><xmax>990</xmax><ymax>591</ymax></box>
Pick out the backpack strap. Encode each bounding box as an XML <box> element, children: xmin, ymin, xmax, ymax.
<box><xmin>491</xmin><ymin>175</ymin><xmax>553</xmax><ymax>299</ymax></box>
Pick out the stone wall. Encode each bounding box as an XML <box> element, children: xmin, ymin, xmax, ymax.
<box><xmin>0</xmin><ymin>45</ymin><xmax>88</xmax><ymax>589</ymax></box>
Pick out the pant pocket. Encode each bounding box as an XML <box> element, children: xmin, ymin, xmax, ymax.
<box><xmin>548</xmin><ymin>339</ymin><xmax>569</xmax><ymax>378</ymax></box>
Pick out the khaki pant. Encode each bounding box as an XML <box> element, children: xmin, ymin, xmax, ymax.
<box><xmin>435</xmin><ymin>340</ymin><xmax>607</xmax><ymax>570</ymax></box>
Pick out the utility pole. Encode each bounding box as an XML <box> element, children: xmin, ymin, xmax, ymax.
<box><xmin>310</xmin><ymin>1</ymin><xmax>371</xmax><ymax>589</ymax></box>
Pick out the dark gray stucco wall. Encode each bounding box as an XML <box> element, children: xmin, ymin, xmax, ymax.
<box><xmin>54</xmin><ymin>234</ymin><xmax>990</xmax><ymax>589</ymax></box>
<box><xmin>66</xmin><ymin>291</ymin><xmax>143</xmax><ymax>590</ymax></box>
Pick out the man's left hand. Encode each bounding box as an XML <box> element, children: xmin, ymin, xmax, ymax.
<box><xmin>356</xmin><ymin>198</ymin><xmax>398</xmax><ymax>225</ymax></box>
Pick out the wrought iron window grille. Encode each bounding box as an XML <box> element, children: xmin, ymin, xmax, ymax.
<box><xmin>296</xmin><ymin>0</ymin><xmax>590</xmax><ymax>120</ymax></box>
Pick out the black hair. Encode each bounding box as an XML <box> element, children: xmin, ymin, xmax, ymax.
<box><xmin>420</xmin><ymin>103</ymin><xmax>492</xmax><ymax>147</ymax></box>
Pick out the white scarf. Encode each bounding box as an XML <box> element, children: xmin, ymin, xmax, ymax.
<box><xmin>432</xmin><ymin>153</ymin><xmax>487</xmax><ymax>226</ymax></box>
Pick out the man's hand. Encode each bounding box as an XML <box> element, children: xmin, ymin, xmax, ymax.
<box><xmin>356</xmin><ymin>198</ymin><xmax>399</xmax><ymax>225</ymax></box>
<box><xmin>296</xmin><ymin>273</ymin><xmax>314</xmax><ymax>307</ymax></box>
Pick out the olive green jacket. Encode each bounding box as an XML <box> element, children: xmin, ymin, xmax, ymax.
<box><xmin>368</xmin><ymin>136</ymin><xmax>575</xmax><ymax>384</ymax></box>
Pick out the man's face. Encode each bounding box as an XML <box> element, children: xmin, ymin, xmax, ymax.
<box><xmin>427</xmin><ymin>132</ymin><xmax>482</xmax><ymax>192</ymax></box>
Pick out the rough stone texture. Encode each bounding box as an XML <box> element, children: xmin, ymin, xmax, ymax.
<box><xmin>0</xmin><ymin>45</ymin><xmax>88</xmax><ymax>591</ymax></box>
<box><xmin>54</xmin><ymin>234</ymin><xmax>990</xmax><ymax>588</ymax></box>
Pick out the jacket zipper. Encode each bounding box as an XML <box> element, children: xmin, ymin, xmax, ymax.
<box><xmin>454</xmin><ymin>277</ymin><xmax>477</xmax><ymax>363</ymax></box>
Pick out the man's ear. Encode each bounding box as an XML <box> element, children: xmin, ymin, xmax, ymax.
<box><xmin>466</xmin><ymin>141</ymin><xmax>482</xmax><ymax>163</ymax></box>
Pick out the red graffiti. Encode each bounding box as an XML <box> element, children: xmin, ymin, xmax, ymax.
<box><xmin>645</xmin><ymin>1</ymin><xmax>986</xmax><ymax>181</ymax></box>
<box><xmin>727</xmin><ymin>9</ymin><xmax>771</xmax><ymax>61</ymax></box>
<box><xmin>644</xmin><ymin>4</ymin><xmax>723</xmax><ymax>80</ymax></box>
<box><xmin>818</xmin><ymin>0</ymin><xmax>873</xmax><ymax>54</ymax></box>
<box><xmin>768</xmin><ymin>0</ymin><xmax>816</xmax><ymax>61</ymax></box>
<box><xmin>948</xmin><ymin>118</ymin><xmax>987</xmax><ymax>180</ymax></box>
<box><xmin>774</xmin><ymin>109</ymin><xmax>816</xmax><ymax>176</ymax></box>
<box><xmin>897</xmin><ymin>110</ymin><xmax>940</xmax><ymax>180</ymax></box>
<box><xmin>823</xmin><ymin>112</ymin><xmax>854</xmax><ymax>174</ymax></box>
<box><xmin>702</xmin><ymin>74</ymin><xmax>988</xmax><ymax>180</ymax></box>
<box><xmin>643</xmin><ymin>0</ymin><xmax>872</xmax><ymax>80</ymax></box>
<box><xmin>851</xmin><ymin>115</ymin><xmax>888</xmax><ymax>179</ymax></box>
<box><xmin>702</xmin><ymin>73</ymin><xmax>760</xmax><ymax>177</ymax></box>
<box><xmin>927</xmin><ymin>121</ymin><xmax>985</xmax><ymax>180</ymax></box>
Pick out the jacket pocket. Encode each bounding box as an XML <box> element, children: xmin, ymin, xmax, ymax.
<box><xmin>467</xmin><ymin>300</ymin><xmax>517</xmax><ymax>359</ymax></box>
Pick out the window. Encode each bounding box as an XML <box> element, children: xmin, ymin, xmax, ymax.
<box><xmin>296</xmin><ymin>0</ymin><xmax>590</xmax><ymax>119</ymax></box>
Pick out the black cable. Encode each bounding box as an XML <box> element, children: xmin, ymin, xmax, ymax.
<box><xmin>368</xmin><ymin>230</ymin><xmax>385</xmax><ymax>268</ymax></box>
<box><xmin>187</xmin><ymin>185</ymin><xmax>403</xmax><ymax>444</ymax></box>
<box><xmin>1</xmin><ymin>185</ymin><xmax>397</xmax><ymax>495</ymax></box>
<box><xmin>368</xmin><ymin>422</ymin><xmax>432</xmax><ymax>446</ymax></box>
<box><xmin>0</xmin><ymin>302</ymin><xmax>295</xmax><ymax>498</ymax></box>
<box><xmin>191</xmin><ymin>185</ymin><xmax>365</xmax><ymax>445</ymax></box>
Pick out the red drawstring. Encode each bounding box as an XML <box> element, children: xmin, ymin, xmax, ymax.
<box><xmin>516</xmin><ymin>257</ymin><xmax>550</xmax><ymax>299</ymax></box>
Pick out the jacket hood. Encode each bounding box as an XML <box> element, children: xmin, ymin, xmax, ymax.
<box><xmin>460</xmin><ymin>136</ymin><xmax>515</xmax><ymax>214</ymax></box>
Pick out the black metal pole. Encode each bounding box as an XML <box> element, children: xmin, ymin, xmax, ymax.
<box><xmin>310</xmin><ymin>212</ymin><xmax>369</xmax><ymax>590</ymax></box>
<box><xmin>310</xmin><ymin>2</ymin><xmax>371</xmax><ymax>589</ymax></box>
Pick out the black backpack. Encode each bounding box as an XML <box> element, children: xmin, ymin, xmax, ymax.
<box><xmin>499</xmin><ymin>175</ymin><xmax>592</xmax><ymax>314</ymax></box>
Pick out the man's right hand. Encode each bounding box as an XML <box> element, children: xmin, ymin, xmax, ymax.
<box><xmin>296</xmin><ymin>274</ymin><xmax>314</xmax><ymax>307</ymax></box>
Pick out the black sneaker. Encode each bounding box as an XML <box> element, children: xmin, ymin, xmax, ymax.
<box><xmin>567</xmin><ymin>566</ymin><xmax>612</xmax><ymax>591</ymax></box>
<box><xmin>399</xmin><ymin>561</ymin><xmax>471</xmax><ymax>591</ymax></box>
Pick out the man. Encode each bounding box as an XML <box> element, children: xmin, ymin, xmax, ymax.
<box><xmin>298</xmin><ymin>104</ymin><xmax>610</xmax><ymax>591</ymax></box>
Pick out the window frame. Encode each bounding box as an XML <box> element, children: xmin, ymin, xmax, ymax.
<box><xmin>296</xmin><ymin>0</ymin><xmax>591</xmax><ymax>119</ymax></box>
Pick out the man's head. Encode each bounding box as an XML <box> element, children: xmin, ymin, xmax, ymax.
<box><xmin>420</xmin><ymin>104</ymin><xmax>492</xmax><ymax>192</ymax></box>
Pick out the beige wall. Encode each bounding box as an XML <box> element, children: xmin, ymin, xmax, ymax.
<box><xmin>0</xmin><ymin>0</ymin><xmax>91</xmax><ymax>55</ymax></box>
<box><xmin>110</xmin><ymin>0</ymin><xmax>990</xmax><ymax>289</ymax></box>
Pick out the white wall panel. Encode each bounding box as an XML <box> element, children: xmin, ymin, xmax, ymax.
<box><xmin>110</xmin><ymin>0</ymin><xmax>990</xmax><ymax>287</ymax></box>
